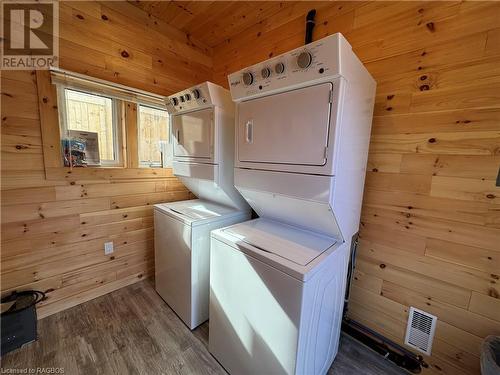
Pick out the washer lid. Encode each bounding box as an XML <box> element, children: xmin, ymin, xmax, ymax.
<box><xmin>222</xmin><ymin>218</ymin><xmax>336</xmax><ymax>266</ymax></box>
<box><xmin>155</xmin><ymin>199</ymin><xmax>243</xmax><ymax>225</ymax></box>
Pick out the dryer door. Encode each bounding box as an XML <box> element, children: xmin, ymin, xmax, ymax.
<box><xmin>237</xmin><ymin>83</ymin><xmax>332</xmax><ymax>166</ymax></box>
<box><xmin>173</xmin><ymin>108</ymin><xmax>213</xmax><ymax>160</ymax></box>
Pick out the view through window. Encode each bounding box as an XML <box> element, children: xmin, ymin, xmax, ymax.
<box><xmin>63</xmin><ymin>89</ymin><xmax>118</xmax><ymax>164</ymax></box>
<box><xmin>138</xmin><ymin>105</ymin><xmax>169</xmax><ymax>167</ymax></box>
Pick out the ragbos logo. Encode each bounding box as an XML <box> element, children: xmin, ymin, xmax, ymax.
<box><xmin>1</xmin><ymin>0</ymin><xmax>59</xmax><ymax>69</ymax></box>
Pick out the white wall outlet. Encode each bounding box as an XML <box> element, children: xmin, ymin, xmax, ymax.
<box><xmin>104</xmin><ymin>241</ymin><xmax>114</xmax><ymax>255</ymax></box>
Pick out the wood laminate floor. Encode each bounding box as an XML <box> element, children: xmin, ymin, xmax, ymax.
<box><xmin>1</xmin><ymin>279</ymin><xmax>407</xmax><ymax>375</ymax></box>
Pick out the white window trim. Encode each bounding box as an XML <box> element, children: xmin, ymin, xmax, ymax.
<box><xmin>57</xmin><ymin>86</ymin><xmax>123</xmax><ymax>167</ymax></box>
<box><xmin>137</xmin><ymin>103</ymin><xmax>172</xmax><ymax>168</ymax></box>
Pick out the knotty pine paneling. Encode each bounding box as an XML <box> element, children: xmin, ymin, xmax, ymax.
<box><xmin>1</xmin><ymin>1</ymin><xmax>207</xmax><ymax>318</ymax></box>
<box><xmin>212</xmin><ymin>2</ymin><xmax>500</xmax><ymax>374</ymax></box>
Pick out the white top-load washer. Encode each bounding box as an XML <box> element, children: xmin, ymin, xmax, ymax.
<box><xmin>209</xmin><ymin>34</ymin><xmax>376</xmax><ymax>374</ymax></box>
<box><xmin>154</xmin><ymin>82</ymin><xmax>250</xmax><ymax>329</ymax></box>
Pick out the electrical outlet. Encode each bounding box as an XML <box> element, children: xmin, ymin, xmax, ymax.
<box><xmin>104</xmin><ymin>241</ymin><xmax>114</xmax><ymax>255</ymax></box>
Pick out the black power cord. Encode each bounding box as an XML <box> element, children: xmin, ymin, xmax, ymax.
<box><xmin>1</xmin><ymin>290</ymin><xmax>46</xmax><ymax>315</ymax></box>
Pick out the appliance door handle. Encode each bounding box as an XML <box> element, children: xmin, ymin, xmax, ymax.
<box><xmin>245</xmin><ymin>120</ymin><xmax>253</xmax><ymax>144</ymax></box>
<box><xmin>169</xmin><ymin>208</ymin><xmax>191</xmax><ymax>219</ymax></box>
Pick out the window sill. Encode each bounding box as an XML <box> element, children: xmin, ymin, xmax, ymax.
<box><xmin>45</xmin><ymin>167</ymin><xmax>173</xmax><ymax>181</ymax></box>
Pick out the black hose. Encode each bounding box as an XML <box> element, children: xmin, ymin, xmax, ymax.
<box><xmin>305</xmin><ymin>9</ymin><xmax>316</xmax><ymax>44</ymax></box>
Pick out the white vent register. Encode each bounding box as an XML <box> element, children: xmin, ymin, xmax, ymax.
<box><xmin>405</xmin><ymin>307</ymin><xmax>438</xmax><ymax>355</ymax></box>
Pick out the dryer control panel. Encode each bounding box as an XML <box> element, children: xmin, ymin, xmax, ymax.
<box><xmin>166</xmin><ymin>81</ymin><xmax>234</xmax><ymax>115</ymax></box>
<box><xmin>166</xmin><ymin>82</ymin><xmax>213</xmax><ymax>114</ymax></box>
<box><xmin>228</xmin><ymin>33</ymin><xmax>350</xmax><ymax>101</ymax></box>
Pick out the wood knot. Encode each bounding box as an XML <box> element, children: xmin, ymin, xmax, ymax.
<box><xmin>110</xmin><ymin>256</ymin><xmax>115</xmax><ymax>260</ymax></box>
<box><xmin>121</xmin><ymin>50</ymin><xmax>130</xmax><ymax>58</ymax></box>
<box><xmin>386</xmin><ymin>106</ymin><xmax>393</xmax><ymax>111</ymax></box>
<box><xmin>426</xmin><ymin>22</ymin><xmax>435</xmax><ymax>32</ymax></box>
<box><xmin>486</xmin><ymin>194</ymin><xmax>496</xmax><ymax>199</ymax></box>
<box><xmin>428</xmin><ymin>138</ymin><xmax>436</xmax><ymax>143</ymax></box>
<box><xmin>76</xmin><ymin>14</ymin><xmax>84</xmax><ymax>20</ymax></box>
<box><xmin>386</xmin><ymin>94</ymin><xmax>395</xmax><ymax>100</ymax></box>
<box><xmin>420</xmin><ymin>75</ymin><xmax>427</xmax><ymax>81</ymax></box>
<box><xmin>419</xmin><ymin>84</ymin><xmax>430</xmax><ymax>91</ymax></box>
<box><xmin>372</xmin><ymin>168</ymin><xmax>378</xmax><ymax>172</ymax></box>
<box><xmin>379</xmin><ymin>264</ymin><xmax>386</xmax><ymax>269</ymax></box>
<box><xmin>42</xmin><ymin>97</ymin><xmax>48</xmax><ymax>103</ymax></box>
<box><xmin>101</xmin><ymin>14</ymin><xmax>108</xmax><ymax>21</ymax></box>
<box><xmin>15</xmin><ymin>144</ymin><xmax>28</xmax><ymax>150</ymax></box>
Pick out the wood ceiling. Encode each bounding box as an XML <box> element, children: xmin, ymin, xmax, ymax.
<box><xmin>128</xmin><ymin>1</ymin><xmax>330</xmax><ymax>48</ymax></box>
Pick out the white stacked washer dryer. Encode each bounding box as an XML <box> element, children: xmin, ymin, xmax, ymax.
<box><xmin>209</xmin><ymin>34</ymin><xmax>376</xmax><ymax>374</ymax></box>
<box><xmin>154</xmin><ymin>82</ymin><xmax>250</xmax><ymax>330</ymax></box>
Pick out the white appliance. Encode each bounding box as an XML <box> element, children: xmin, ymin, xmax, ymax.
<box><xmin>155</xmin><ymin>82</ymin><xmax>250</xmax><ymax>330</ymax></box>
<box><xmin>209</xmin><ymin>33</ymin><xmax>376</xmax><ymax>374</ymax></box>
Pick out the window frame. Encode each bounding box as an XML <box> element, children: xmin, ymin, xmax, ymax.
<box><xmin>137</xmin><ymin>103</ymin><xmax>171</xmax><ymax>169</ymax></box>
<box><xmin>57</xmin><ymin>86</ymin><xmax>123</xmax><ymax>167</ymax></box>
<box><xmin>36</xmin><ymin>69</ymin><xmax>173</xmax><ymax>181</ymax></box>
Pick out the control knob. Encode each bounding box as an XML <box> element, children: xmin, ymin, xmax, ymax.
<box><xmin>274</xmin><ymin>62</ymin><xmax>285</xmax><ymax>74</ymax></box>
<box><xmin>184</xmin><ymin>93</ymin><xmax>191</xmax><ymax>101</ymax></box>
<box><xmin>171</xmin><ymin>97</ymin><xmax>178</xmax><ymax>106</ymax></box>
<box><xmin>297</xmin><ymin>51</ymin><xmax>312</xmax><ymax>69</ymax></box>
<box><xmin>192</xmin><ymin>89</ymin><xmax>201</xmax><ymax>99</ymax></box>
<box><xmin>242</xmin><ymin>72</ymin><xmax>254</xmax><ymax>86</ymax></box>
<box><xmin>261</xmin><ymin>67</ymin><xmax>271</xmax><ymax>79</ymax></box>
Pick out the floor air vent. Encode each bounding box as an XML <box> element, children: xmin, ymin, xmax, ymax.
<box><xmin>404</xmin><ymin>307</ymin><xmax>437</xmax><ymax>355</ymax></box>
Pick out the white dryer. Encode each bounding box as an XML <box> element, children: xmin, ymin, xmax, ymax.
<box><xmin>154</xmin><ymin>82</ymin><xmax>250</xmax><ymax>330</ymax></box>
<box><xmin>209</xmin><ymin>34</ymin><xmax>376</xmax><ymax>374</ymax></box>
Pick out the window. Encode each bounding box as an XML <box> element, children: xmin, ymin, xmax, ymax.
<box><xmin>58</xmin><ymin>88</ymin><xmax>121</xmax><ymax>166</ymax></box>
<box><xmin>49</xmin><ymin>68</ymin><xmax>169</xmax><ymax>170</ymax></box>
<box><xmin>138</xmin><ymin>105</ymin><xmax>170</xmax><ymax>167</ymax></box>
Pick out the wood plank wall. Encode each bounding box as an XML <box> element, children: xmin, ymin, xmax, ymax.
<box><xmin>212</xmin><ymin>2</ymin><xmax>500</xmax><ymax>375</ymax></box>
<box><xmin>1</xmin><ymin>1</ymin><xmax>211</xmax><ymax>318</ymax></box>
